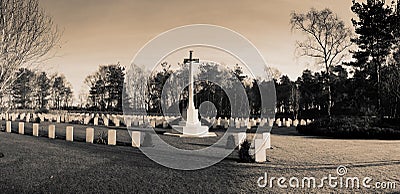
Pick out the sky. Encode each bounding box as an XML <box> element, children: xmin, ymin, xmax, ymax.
<box><xmin>38</xmin><ymin>0</ymin><xmax>360</xmax><ymax>100</ymax></box>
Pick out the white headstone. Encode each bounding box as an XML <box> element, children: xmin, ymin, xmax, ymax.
<box><xmin>48</xmin><ymin>125</ymin><xmax>55</xmax><ymax>139</ymax></box>
<box><xmin>6</xmin><ymin>121</ymin><xmax>11</xmax><ymax>133</ymax></box>
<box><xmin>259</xmin><ymin>119</ymin><xmax>266</xmax><ymax>127</ymax></box>
<box><xmin>18</xmin><ymin>122</ymin><xmax>24</xmax><ymax>134</ymax></box>
<box><xmin>114</xmin><ymin>118</ymin><xmax>120</xmax><ymax>127</ymax></box>
<box><xmin>104</xmin><ymin>118</ymin><xmax>109</xmax><ymax>126</ymax></box>
<box><xmin>255</xmin><ymin>139</ymin><xmax>267</xmax><ymax>163</ymax></box>
<box><xmin>285</xmin><ymin>120</ymin><xmax>291</xmax><ymax>127</ymax></box>
<box><xmin>162</xmin><ymin>121</ymin><xmax>168</xmax><ymax>128</ymax></box>
<box><xmin>134</xmin><ymin>118</ymin><xmax>139</xmax><ymax>126</ymax></box>
<box><xmin>33</xmin><ymin>123</ymin><xmax>39</xmax><ymax>137</ymax></box>
<box><xmin>262</xmin><ymin>132</ymin><xmax>271</xmax><ymax>149</ymax></box>
<box><xmin>293</xmin><ymin>119</ymin><xmax>299</xmax><ymax>127</ymax></box>
<box><xmin>247</xmin><ymin>120</ymin><xmax>252</xmax><ymax>130</ymax></box>
<box><xmin>237</xmin><ymin>132</ymin><xmax>246</xmax><ymax>149</ymax></box>
<box><xmin>212</xmin><ymin>120</ymin><xmax>217</xmax><ymax>129</ymax></box>
<box><xmin>131</xmin><ymin>131</ymin><xmax>141</xmax><ymax>147</ymax></box>
<box><xmin>66</xmin><ymin>126</ymin><xmax>73</xmax><ymax>141</ymax></box>
<box><xmin>20</xmin><ymin>113</ymin><xmax>25</xmax><ymax>120</ymax></box>
<box><xmin>230</xmin><ymin>118</ymin><xmax>234</xmax><ymax>127</ymax></box>
<box><xmin>240</xmin><ymin>119</ymin><xmax>245</xmax><ymax>128</ymax></box>
<box><xmin>224</xmin><ymin>119</ymin><xmax>229</xmax><ymax>129</ymax></box>
<box><xmin>84</xmin><ymin>116</ymin><xmax>90</xmax><ymax>125</ymax></box>
<box><xmin>235</xmin><ymin>119</ymin><xmax>241</xmax><ymax>129</ymax></box>
<box><xmin>125</xmin><ymin>117</ymin><xmax>132</xmax><ymax>128</ymax></box>
<box><xmin>86</xmin><ymin>128</ymin><xmax>94</xmax><ymax>143</ymax></box>
<box><xmin>94</xmin><ymin>117</ymin><xmax>99</xmax><ymax>126</ymax></box>
<box><xmin>150</xmin><ymin>119</ymin><xmax>156</xmax><ymax>128</ymax></box>
<box><xmin>277</xmin><ymin>119</ymin><xmax>282</xmax><ymax>127</ymax></box>
<box><xmin>108</xmin><ymin>130</ymin><xmax>116</xmax><ymax>145</ymax></box>
<box><xmin>300</xmin><ymin>119</ymin><xmax>306</xmax><ymax>126</ymax></box>
<box><xmin>251</xmin><ymin>118</ymin><xmax>257</xmax><ymax>127</ymax></box>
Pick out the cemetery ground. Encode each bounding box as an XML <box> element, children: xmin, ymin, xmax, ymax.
<box><xmin>0</xmin><ymin>121</ymin><xmax>399</xmax><ymax>193</ymax></box>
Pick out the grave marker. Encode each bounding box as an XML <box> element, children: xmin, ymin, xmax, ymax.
<box><xmin>33</xmin><ymin>123</ymin><xmax>39</xmax><ymax>136</ymax></box>
<box><xmin>18</xmin><ymin>122</ymin><xmax>24</xmax><ymax>134</ymax></box>
<box><xmin>108</xmin><ymin>130</ymin><xmax>116</xmax><ymax>145</ymax></box>
<box><xmin>66</xmin><ymin>126</ymin><xmax>73</xmax><ymax>141</ymax></box>
<box><xmin>86</xmin><ymin>128</ymin><xmax>94</xmax><ymax>143</ymax></box>
<box><xmin>255</xmin><ymin>139</ymin><xmax>266</xmax><ymax>163</ymax></box>
<box><xmin>131</xmin><ymin>131</ymin><xmax>141</xmax><ymax>147</ymax></box>
<box><xmin>49</xmin><ymin>125</ymin><xmax>55</xmax><ymax>139</ymax></box>
<box><xmin>6</xmin><ymin>121</ymin><xmax>11</xmax><ymax>133</ymax></box>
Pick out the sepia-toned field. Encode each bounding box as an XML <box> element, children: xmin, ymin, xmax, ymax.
<box><xmin>0</xmin><ymin>123</ymin><xmax>399</xmax><ymax>193</ymax></box>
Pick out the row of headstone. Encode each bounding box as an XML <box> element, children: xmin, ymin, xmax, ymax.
<box><xmin>84</xmin><ymin>128</ymin><xmax>141</xmax><ymax>147</ymax></box>
<box><xmin>4</xmin><ymin>120</ymin><xmax>142</xmax><ymax>148</ymax></box>
<box><xmin>1</xmin><ymin>112</ymin><xmax>314</xmax><ymax>129</ymax></box>
<box><xmin>208</xmin><ymin>117</ymin><xmax>316</xmax><ymax>129</ymax></box>
<box><xmin>5</xmin><ymin>120</ymin><xmax>269</xmax><ymax>162</ymax></box>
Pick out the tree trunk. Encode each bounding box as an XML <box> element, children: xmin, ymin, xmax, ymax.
<box><xmin>377</xmin><ymin>62</ymin><xmax>382</xmax><ymax>117</ymax></box>
<box><xmin>326</xmin><ymin>65</ymin><xmax>332</xmax><ymax>119</ymax></box>
<box><xmin>327</xmin><ymin>83</ymin><xmax>332</xmax><ymax>118</ymax></box>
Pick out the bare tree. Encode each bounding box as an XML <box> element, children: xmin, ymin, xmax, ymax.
<box><xmin>290</xmin><ymin>8</ymin><xmax>352</xmax><ymax>117</ymax></box>
<box><xmin>125</xmin><ymin>64</ymin><xmax>149</xmax><ymax>114</ymax></box>
<box><xmin>265</xmin><ymin>67</ymin><xmax>282</xmax><ymax>81</ymax></box>
<box><xmin>0</xmin><ymin>0</ymin><xmax>60</xmax><ymax>109</ymax></box>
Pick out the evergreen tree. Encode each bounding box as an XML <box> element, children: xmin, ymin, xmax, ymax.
<box><xmin>35</xmin><ymin>72</ymin><xmax>50</xmax><ymax>109</ymax></box>
<box><xmin>349</xmin><ymin>0</ymin><xmax>397</xmax><ymax>116</ymax></box>
<box><xmin>12</xmin><ymin>68</ymin><xmax>35</xmax><ymax>109</ymax></box>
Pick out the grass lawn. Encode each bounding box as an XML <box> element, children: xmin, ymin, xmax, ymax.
<box><xmin>0</xmin><ymin>121</ymin><xmax>399</xmax><ymax>193</ymax></box>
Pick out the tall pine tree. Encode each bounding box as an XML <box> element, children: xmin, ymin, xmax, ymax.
<box><xmin>349</xmin><ymin>0</ymin><xmax>397</xmax><ymax>116</ymax></box>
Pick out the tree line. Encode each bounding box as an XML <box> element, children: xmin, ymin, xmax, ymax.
<box><xmin>2</xmin><ymin>68</ymin><xmax>73</xmax><ymax>111</ymax></box>
<box><xmin>2</xmin><ymin>0</ymin><xmax>400</xmax><ymax>121</ymax></box>
<box><xmin>123</xmin><ymin>62</ymin><xmax>275</xmax><ymax>118</ymax></box>
<box><xmin>285</xmin><ymin>0</ymin><xmax>400</xmax><ymax>119</ymax></box>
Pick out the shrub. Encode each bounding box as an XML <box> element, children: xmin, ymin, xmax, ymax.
<box><xmin>34</xmin><ymin>117</ymin><xmax>41</xmax><ymax>123</ymax></box>
<box><xmin>35</xmin><ymin>108</ymin><xmax>49</xmax><ymax>114</ymax></box>
<box><xmin>96</xmin><ymin>131</ymin><xmax>108</xmax><ymax>145</ymax></box>
<box><xmin>238</xmin><ymin>140</ymin><xmax>254</xmax><ymax>163</ymax></box>
<box><xmin>297</xmin><ymin>116</ymin><xmax>400</xmax><ymax>139</ymax></box>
